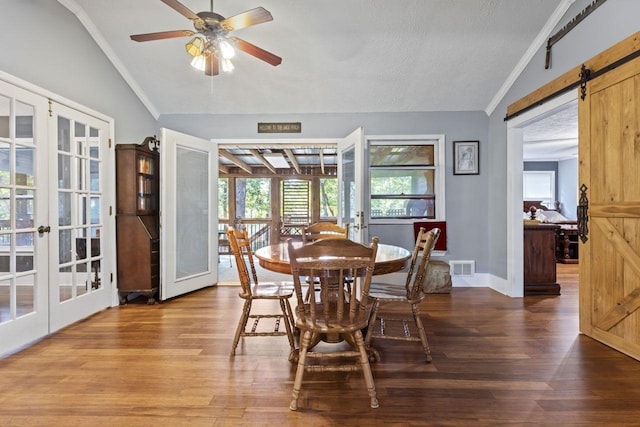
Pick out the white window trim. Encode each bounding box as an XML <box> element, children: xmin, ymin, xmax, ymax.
<box><xmin>366</xmin><ymin>134</ymin><xmax>446</xmax><ymax>224</ymax></box>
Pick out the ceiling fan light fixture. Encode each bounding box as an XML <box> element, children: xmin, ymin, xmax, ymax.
<box><xmin>185</xmin><ymin>36</ymin><xmax>205</xmax><ymax>57</ymax></box>
<box><xmin>221</xmin><ymin>58</ymin><xmax>234</xmax><ymax>73</ymax></box>
<box><xmin>190</xmin><ymin>54</ymin><xmax>206</xmax><ymax>71</ymax></box>
<box><xmin>218</xmin><ymin>39</ymin><xmax>235</xmax><ymax>59</ymax></box>
<box><xmin>129</xmin><ymin>1</ymin><xmax>282</xmax><ymax>78</ymax></box>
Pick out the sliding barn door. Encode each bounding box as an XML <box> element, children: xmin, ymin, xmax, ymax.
<box><xmin>579</xmin><ymin>55</ymin><xmax>640</xmax><ymax>360</ymax></box>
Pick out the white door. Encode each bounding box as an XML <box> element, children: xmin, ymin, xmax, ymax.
<box><xmin>0</xmin><ymin>80</ymin><xmax>49</xmax><ymax>355</ymax></box>
<box><xmin>160</xmin><ymin>128</ymin><xmax>218</xmax><ymax>300</ymax></box>
<box><xmin>48</xmin><ymin>103</ymin><xmax>113</xmax><ymax>332</ymax></box>
<box><xmin>338</xmin><ymin>127</ymin><xmax>366</xmax><ymax>242</ymax></box>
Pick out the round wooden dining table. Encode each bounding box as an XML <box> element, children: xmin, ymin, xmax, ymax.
<box><xmin>255</xmin><ymin>240</ymin><xmax>411</xmax><ymax>363</ymax></box>
<box><xmin>254</xmin><ymin>241</ymin><xmax>412</xmax><ymax>276</ymax></box>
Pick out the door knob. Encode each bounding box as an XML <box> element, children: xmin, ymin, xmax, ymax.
<box><xmin>37</xmin><ymin>225</ymin><xmax>51</xmax><ymax>234</ymax></box>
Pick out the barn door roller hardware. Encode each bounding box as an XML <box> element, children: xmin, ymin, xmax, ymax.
<box><xmin>545</xmin><ymin>0</ymin><xmax>608</xmax><ymax>69</ymax></box>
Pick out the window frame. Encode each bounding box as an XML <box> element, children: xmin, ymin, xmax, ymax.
<box><xmin>366</xmin><ymin>135</ymin><xmax>446</xmax><ymax>224</ymax></box>
<box><xmin>523</xmin><ymin>170</ymin><xmax>556</xmax><ymax>208</ymax></box>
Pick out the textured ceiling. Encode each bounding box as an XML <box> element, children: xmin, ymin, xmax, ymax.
<box><xmin>64</xmin><ymin>0</ymin><xmax>565</xmax><ymax>117</ymax></box>
<box><xmin>523</xmin><ymin>99</ymin><xmax>578</xmax><ymax>161</ymax></box>
<box><xmin>61</xmin><ymin>0</ymin><xmax>577</xmax><ymax>162</ymax></box>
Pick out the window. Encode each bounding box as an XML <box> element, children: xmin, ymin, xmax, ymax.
<box><xmin>368</xmin><ymin>136</ymin><xmax>445</xmax><ymax>221</ymax></box>
<box><xmin>523</xmin><ymin>171</ymin><xmax>555</xmax><ymax>208</ymax></box>
<box><xmin>281</xmin><ymin>179</ymin><xmax>309</xmax><ymax>222</ymax></box>
<box><xmin>236</xmin><ymin>178</ymin><xmax>271</xmax><ymax>219</ymax></box>
<box><xmin>319</xmin><ymin>177</ymin><xmax>338</xmax><ymax>219</ymax></box>
<box><xmin>218</xmin><ymin>177</ymin><xmax>228</xmax><ymax>220</ymax></box>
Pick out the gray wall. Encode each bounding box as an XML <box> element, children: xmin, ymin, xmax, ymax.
<box><xmin>487</xmin><ymin>0</ymin><xmax>640</xmax><ymax>278</ymax></box>
<box><xmin>160</xmin><ymin>111</ymin><xmax>490</xmax><ymax>269</ymax></box>
<box><xmin>558</xmin><ymin>158</ymin><xmax>578</xmax><ymax>220</ymax></box>
<box><xmin>0</xmin><ymin>0</ymin><xmax>156</xmax><ymax>143</ymax></box>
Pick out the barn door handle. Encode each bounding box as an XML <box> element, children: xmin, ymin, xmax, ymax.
<box><xmin>577</xmin><ymin>184</ymin><xmax>589</xmax><ymax>243</ymax></box>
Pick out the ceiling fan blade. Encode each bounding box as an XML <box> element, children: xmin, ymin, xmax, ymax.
<box><xmin>130</xmin><ymin>29</ymin><xmax>194</xmax><ymax>42</ymax></box>
<box><xmin>230</xmin><ymin>37</ymin><xmax>282</xmax><ymax>67</ymax></box>
<box><xmin>205</xmin><ymin>54</ymin><xmax>219</xmax><ymax>76</ymax></box>
<box><xmin>221</xmin><ymin>7</ymin><xmax>273</xmax><ymax>32</ymax></box>
<box><xmin>160</xmin><ymin>0</ymin><xmax>201</xmax><ymax>21</ymax></box>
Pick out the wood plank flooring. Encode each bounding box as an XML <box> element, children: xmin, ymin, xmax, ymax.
<box><xmin>2</xmin><ymin>264</ymin><xmax>640</xmax><ymax>426</ymax></box>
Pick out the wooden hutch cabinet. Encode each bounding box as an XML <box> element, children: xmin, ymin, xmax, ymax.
<box><xmin>523</xmin><ymin>224</ymin><xmax>561</xmax><ymax>296</ymax></box>
<box><xmin>115</xmin><ymin>139</ymin><xmax>160</xmax><ymax>304</ymax></box>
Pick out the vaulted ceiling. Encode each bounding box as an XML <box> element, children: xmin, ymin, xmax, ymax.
<box><xmin>61</xmin><ymin>0</ymin><xmax>575</xmax><ymax>169</ymax></box>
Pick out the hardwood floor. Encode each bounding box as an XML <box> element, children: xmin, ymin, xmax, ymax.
<box><xmin>2</xmin><ymin>264</ymin><xmax>640</xmax><ymax>426</ymax></box>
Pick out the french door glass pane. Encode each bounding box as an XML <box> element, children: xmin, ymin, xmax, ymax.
<box><xmin>15</xmin><ymin>102</ymin><xmax>34</xmax><ymax>141</ymax></box>
<box><xmin>59</xmin><ymin>266</ymin><xmax>72</xmax><ymax>302</ymax></box>
<box><xmin>0</xmin><ymin>279</ymin><xmax>9</xmax><ymax>323</ymax></box>
<box><xmin>58</xmin><ymin>154</ymin><xmax>71</xmax><ymax>189</ymax></box>
<box><xmin>0</xmin><ymin>95</ymin><xmax>9</xmax><ymax>138</ymax></box>
<box><xmin>0</xmin><ymin>141</ymin><xmax>9</xmax><ymax>185</ymax></box>
<box><xmin>16</xmin><ymin>232</ymin><xmax>34</xmax><ymax>273</ymax></box>
<box><xmin>15</xmin><ymin>146</ymin><xmax>34</xmax><ymax>186</ymax></box>
<box><xmin>16</xmin><ymin>275</ymin><xmax>35</xmax><ymax>317</ymax></box>
<box><xmin>57</xmin><ymin>117</ymin><xmax>70</xmax><ymax>152</ymax></box>
<box><xmin>341</xmin><ymin>147</ymin><xmax>355</xmax><ymax>226</ymax></box>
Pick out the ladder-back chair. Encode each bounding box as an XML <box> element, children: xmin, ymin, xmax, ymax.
<box><xmin>301</xmin><ymin>222</ymin><xmax>349</xmax><ymax>243</ymax></box>
<box><xmin>227</xmin><ymin>226</ymin><xmax>296</xmax><ymax>359</ymax></box>
<box><xmin>287</xmin><ymin>236</ymin><xmax>380</xmax><ymax>410</ymax></box>
<box><xmin>301</xmin><ymin>222</ymin><xmax>350</xmax><ymax>301</ymax></box>
<box><xmin>364</xmin><ymin>227</ymin><xmax>440</xmax><ymax>363</ymax></box>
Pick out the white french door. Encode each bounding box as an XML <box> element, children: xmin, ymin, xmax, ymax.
<box><xmin>0</xmin><ymin>79</ymin><xmax>49</xmax><ymax>355</ymax></box>
<box><xmin>0</xmin><ymin>76</ymin><xmax>114</xmax><ymax>356</ymax></box>
<box><xmin>160</xmin><ymin>128</ymin><xmax>218</xmax><ymax>300</ymax></box>
<box><xmin>48</xmin><ymin>103</ymin><xmax>113</xmax><ymax>332</ymax></box>
<box><xmin>338</xmin><ymin>127</ymin><xmax>367</xmax><ymax>243</ymax></box>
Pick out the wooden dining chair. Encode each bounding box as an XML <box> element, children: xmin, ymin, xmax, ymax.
<box><xmin>364</xmin><ymin>227</ymin><xmax>441</xmax><ymax>363</ymax></box>
<box><xmin>226</xmin><ymin>226</ymin><xmax>296</xmax><ymax>359</ymax></box>
<box><xmin>287</xmin><ymin>236</ymin><xmax>380</xmax><ymax>411</ymax></box>
<box><xmin>301</xmin><ymin>222</ymin><xmax>350</xmax><ymax>301</ymax></box>
<box><xmin>301</xmin><ymin>222</ymin><xmax>349</xmax><ymax>243</ymax></box>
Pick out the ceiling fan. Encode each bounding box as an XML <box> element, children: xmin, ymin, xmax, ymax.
<box><xmin>130</xmin><ymin>0</ymin><xmax>281</xmax><ymax>76</ymax></box>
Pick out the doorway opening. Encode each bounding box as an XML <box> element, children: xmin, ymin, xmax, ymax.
<box><xmin>506</xmin><ymin>90</ymin><xmax>578</xmax><ymax>297</ymax></box>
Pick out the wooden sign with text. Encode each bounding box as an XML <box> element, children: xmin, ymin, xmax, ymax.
<box><xmin>257</xmin><ymin>122</ymin><xmax>302</xmax><ymax>133</ymax></box>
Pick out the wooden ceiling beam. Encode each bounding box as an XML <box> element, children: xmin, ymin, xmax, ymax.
<box><xmin>249</xmin><ymin>149</ymin><xmax>277</xmax><ymax>174</ymax></box>
<box><xmin>219</xmin><ymin>150</ymin><xmax>253</xmax><ymax>174</ymax></box>
<box><xmin>284</xmin><ymin>148</ymin><xmax>301</xmax><ymax>174</ymax></box>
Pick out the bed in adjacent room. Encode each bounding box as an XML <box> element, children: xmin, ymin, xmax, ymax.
<box><xmin>523</xmin><ymin>201</ymin><xmax>578</xmax><ymax>263</ymax></box>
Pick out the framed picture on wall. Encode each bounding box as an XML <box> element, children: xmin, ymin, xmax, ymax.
<box><xmin>453</xmin><ymin>140</ymin><xmax>479</xmax><ymax>175</ymax></box>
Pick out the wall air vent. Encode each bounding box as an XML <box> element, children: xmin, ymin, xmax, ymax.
<box><xmin>450</xmin><ymin>260</ymin><xmax>475</xmax><ymax>276</ymax></box>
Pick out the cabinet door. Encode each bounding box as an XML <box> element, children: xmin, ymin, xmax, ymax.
<box><xmin>160</xmin><ymin>128</ymin><xmax>218</xmax><ymax>300</ymax></box>
<box><xmin>136</xmin><ymin>152</ymin><xmax>157</xmax><ymax>214</ymax></box>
